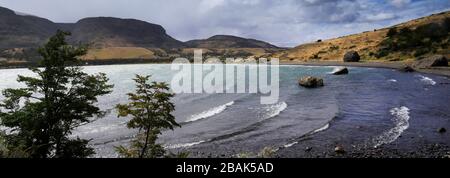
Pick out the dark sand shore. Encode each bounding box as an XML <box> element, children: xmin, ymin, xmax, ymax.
<box><xmin>184</xmin><ymin>116</ymin><xmax>450</xmax><ymax>158</ymax></box>
<box><xmin>182</xmin><ymin>107</ymin><xmax>450</xmax><ymax>158</ymax></box>
<box><xmin>274</xmin><ymin>112</ymin><xmax>450</xmax><ymax>158</ymax></box>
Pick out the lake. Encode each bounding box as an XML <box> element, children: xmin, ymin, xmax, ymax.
<box><xmin>1</xmin><ymin>64</ymin><xmax>450</xmax><ymax>157</ymax></box>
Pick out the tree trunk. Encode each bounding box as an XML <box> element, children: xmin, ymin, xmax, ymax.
<box><xmin>140</xmin><ymin>127</ymin><xmax>151</xmax><ymax>158</ymax></box>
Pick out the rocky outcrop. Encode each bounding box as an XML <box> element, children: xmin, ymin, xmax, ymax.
<box><xmin>413</xmin><ymin>55</ymin><xmax>448</xmax><ymax>68</ymax></box>
<box><xmin>343</xmin><ymin>51</ymin><xmax>360</xmax><ymax>62</ymax></box>
<box><xmin>332</xmin><ymin>67</ymin><xmax>349</xmax><ymax>75</ymax></box>
<box><xmin>298</xmin><ymin>76</ymin><xmax>324</xmax><ymax>88</ymax></box>
<box><xmin>398</xmin><ymin>65</ymin><xmax>415</xmax><ymax>72</ymax></box>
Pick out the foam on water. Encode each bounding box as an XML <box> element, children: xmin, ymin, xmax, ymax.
<box><xmin>283</xmin><ymin>141</ymin><xmax>298</xmax><ymax>148</ymax></box>
<box><xmin>372</xmin><ymin>106</ymin><xmax>410</xmax><ymax>148</ymax></box>
<box><xmin>185</xmin><ymin>101</ymin><xmax>234</xmax><ymax>122</ymax></box>
<box><xmin>263</xmin><ymin>102</ymin><xmax>288</xmax><ymax>119</ymax></box>
<box><xmin>388</xmin><ymin>79</ymin><xmax>397</xmax><ymax>82</ymax></box>
<box><xmin>328</xmin><ymin>67</ymin><xmax>346</xmax><ymax>74</ymax></box>
<box><xmin>282</xmin><ymin>123</ymin><xmax>330</xmax><ymax>148</ymax></box>
<box><xmin>313</xmin><ymin>123</ymin><xmax>330</xmax><ymax>133</ymax></box>
<box><xmin>164</xmin><ymin>140</ymin><xmax>206</xmax><ymax>149</ymax></box>
<box><xmin>418</xmin><ymin>75</ymin><xmax>436</xmax><ymax>85</ymax></box>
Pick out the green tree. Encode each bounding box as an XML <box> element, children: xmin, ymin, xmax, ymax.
<box><xmin>115</xmin><ymin>75</ymin><xmax>179</xmax><ymax>158</ymax></box>
<box><xmin>0</xmin><ymin>30</ymin><xmax>113</xmax><ymax>158</ymax></box>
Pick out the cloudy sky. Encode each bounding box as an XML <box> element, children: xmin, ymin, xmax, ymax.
<box><xmin>1</xmin><ymin>0</ymin><xmax>449</xmax><ymax>47</ymax></box>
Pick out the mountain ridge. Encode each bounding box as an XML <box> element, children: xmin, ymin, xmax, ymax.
<box><xmin>0</xmin><ymin>6</ymin><xmax>279</xmax><ymax>50</ymax></box>
<box><xmin>186</xmin><ymin>35</ymin><xmax>279</xmax><ymax>48</ymax></box>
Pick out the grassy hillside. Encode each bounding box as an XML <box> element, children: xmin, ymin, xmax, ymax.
<box><xmin>81</xmin><ymin>47</ymin><xmax>156</xmax><ymax>60</ymax></box>
<box><xmin>273</xmin><ymin>11</ymin><xmax>450</xmax><ymax>62</ymax></box>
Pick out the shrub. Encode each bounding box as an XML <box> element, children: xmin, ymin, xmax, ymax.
<box><xmin>387</xmin><ymin>27</ymin><xmax>397</xmax><ymax>37</ymax></box>
<box><xmin>375</xmin><ymin>49</ymin><xmax>389</xmax><ymax>58</ymax></box>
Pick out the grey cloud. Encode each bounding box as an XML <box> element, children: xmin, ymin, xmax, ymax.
<box><xmin>0</xmin><ymin>0</ymin><xmax>449</xmax><ymax>47</ymax></box>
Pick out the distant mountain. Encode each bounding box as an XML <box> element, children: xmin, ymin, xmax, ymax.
<box><xmin>1</xmin><ymin>6</ymin><xmax>278</xmax><ymax>50</ymax></box>
<box><xmin>0</xmin><ymin>6</ymin><xmax>58</xmax><ymax>48</ymax></box>
<box><xmin>0</xmin><ymin>6</ymin><xmax>184</xmax><ymax>49</ymax></box>
<box><xmin>0</xmin><ymin>6</ymin><xmax>281</xmax><ymax>64</ymax></box>
<box><xmin>66</xmin><ymin>17</ymin><xmax>185</xmax><ymax>48</ymax></box>
<box><xmin>186</xmin><ymin>35</ymin><xmax>279</xmax><ymax>48</ymax></box>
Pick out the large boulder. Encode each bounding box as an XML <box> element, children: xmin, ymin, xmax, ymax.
<box><xmin>332</xmin><ymin>67</ymin><xmax>349</xmax><ymax>75</ymax></box>
<box><xmin>298</xmin><ymin>76</ymin><xmax>324</xmax><ymax>88</ymax></box>
<box><xmin>343</xmin><ymin>51</ymin><xmax>360</xmax><ymax>62</ymax></box>
<box><xmin>413</xmin><ymin>55</ymin><xmax>448</xmax><ymax>69</ymax></box>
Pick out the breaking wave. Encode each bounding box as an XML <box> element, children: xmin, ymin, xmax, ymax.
<box><xmin>418</xmin><ymin>75</ymin><xmax>436</xmax><ymax>85</ymax></box>
<box><xmin>185</xmin><ymin>101</ymin><xmax>234</xmax><ymax>122</ymax></box>
<box><xmin>283</xmin><ymin>123</ymin><xmax>330</xmax><ymax>148</ymax></box>
<box><xmin>372</xmin><ymin>106</ymin><xmax>410</xmax><ymax>148</ymax></box>
<box><xmin>262</xmin><ymin>102</ymin><xmax>288</xmax><ymax>119</ymax></box>
<box><xmin>388</xmin><ymin>79</ymin><xmax>397</xmax><ymax>83</ymax></box>
<box><xmin>205</xmin><ymin>102</ymin><xmax>288</xmax><ymax>143</ymax></box>
<box><xmin>283</xmin><ymin>141</ymin><xmax>298</xmax><ymax>148</ymax></box>
<box><xmin>313</xmin><ymin>123</ymin><xmax>330</xmax><ymax>133</ymax></box>
<box><xmin>164</xmin><ymin>140</ymin><xmax>206</xmax><ymax>149</ymax></box>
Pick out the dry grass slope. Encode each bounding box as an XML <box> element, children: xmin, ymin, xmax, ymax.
<box><xmin>81</xmin><ymin>47</ymin><xmax>156</xmax><ymax>60</ymax></box>
<box><xmin>273</xmin><ymin>11</ymin><xmax>450</xmax><ymax>62</ymax></box>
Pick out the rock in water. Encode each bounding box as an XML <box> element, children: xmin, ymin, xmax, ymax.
<box><xmin>332</xmin><ymin>67</ymin><xmax>349</xmax><ymax>75</ymax></box>
<box><xmin>398</xmin><ymin>65</ymin><xmax>415</xmax><ymax>72</ymax></box>
<box><xmin>334</xmin><ymin>146</ymin><xmax>346</xmax><ymax>154</ymax></box>
<box><xmin>438</xmin><ymin>127</ymin><xmax>446</xmax><ymax>133</ymax></box>
<box><xmin>413</xmin><ymin>55</ymin><xmax>448</xmax><ymax>69</ymax></box>
<box><xmin>305</xmin><ymin>147</ymin><xmax>312</xmax><ymax>152</ymax></box>
<box><xmin>298</xmin><ymin>76</ymin><xmax>324</xmax><ymax>88</ymax></box>
<box><xmin>343</xmin><ymin>51</ymin><xmax>360</xmax><ymax>62</ymax></box>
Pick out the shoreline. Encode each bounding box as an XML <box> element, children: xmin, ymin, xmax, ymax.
<box><xmin>280</xmin><ymin>60</ymin><xmax>450</xmax><ymax>78</ymax></box>
<box><xmin>3</xmin><ymin>60</ymin><xmax>450</xmax><ymax>77</ymax></box>
<box><xmin>280</xmin><ymin>61</ymin><xmax>404</xmax><ymax>69</ymax></box>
